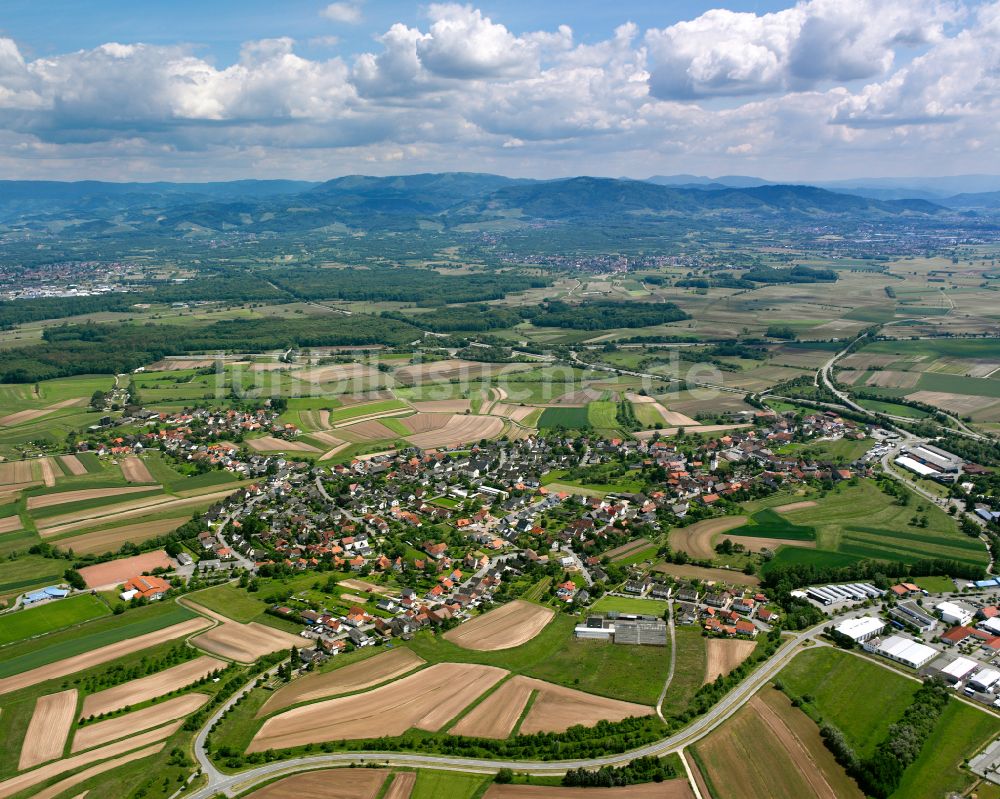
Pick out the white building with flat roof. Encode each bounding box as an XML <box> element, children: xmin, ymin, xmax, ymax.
<box><xmin>868</xmin><ymin>635</ymin><xmax>937</xmax><ymax>669</ymax></box>
<box><xmin>970</xmin><ymin>668</ymin><xmax>1000</xmax><ymax>692</ymax></box>
<box><xmin>937</xmin><ymin>601</ymin><xmax>974</xmax><ymax>627</ymax></box>
<box><xmin>940</xmin><ymin>656</ymin><xmax>979</xmax><ymax>683</ymax></box>
<box><xmin>835</xmin><ymin>616</ymin><xmax>885</xmax><ymax>643</ymax></box>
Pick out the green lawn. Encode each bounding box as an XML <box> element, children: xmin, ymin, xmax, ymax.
<box><xmin>913</xmin><ymin>575</ymin><xmax>955</xmax><ymax>593</ymax></box>
<box><xmin>779</xmin><ymin>648</ymin><xmax>918</xmax><ymax>758</ymax></box>
<box><xmin>0</xmin><ymin>593</ymin><xmax>109</xmax><ymax>647</ymax></box>
<box><xmin>0</xmin><ymin>601</ymin><xmax>196</xmax><ymax>676</ymax></box>
<box><xmin>187</xmin><ymin>583</ymin><xmax>269</xmax><ymax>623</ymax></box>
<box><xmin>410</xmin><ymin>769</ymin><xmax>488</xmax><ymax>799</ymax></box>
<box><xmin>659</xmin><ymin>626</ymin><xmax>707</xmax><ymax>717</ymax></box>
<box><xmin>590</xmin><ymin>596</ymin><xmax>669</xmax><ymax>616</ymax></box>
<box><xmin>538</xmin><ymin>406</ymin><xmax>590</xmax><ymax>430</ymax></box>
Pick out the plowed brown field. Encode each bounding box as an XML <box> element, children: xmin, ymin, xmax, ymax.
<box><xmin>120</xmin><ymin>456</ymin><xmax>154</xmax><ymax>483</ymax></box>
<box><xmin>668</xmin><ymin>516</ymin><xmax>748</xmax><ymax>560</ymax></box>
<box><xmin>485</xmin><ymin>782</ymin><xmax>694</xmax><ymax>798</ymax></box>
<box><xmin>704</xmin><ymin>639</ymin><xmax>757</xmax><ymax>684</ymax></box>
<box><xmin>28</xmin><ymin>486</ymin><xmax>161</xmax><ymax>510</ymax></box>
<box><xmin>191</xmin><ymin>620</ymin><xmax>302</xmax><ymax>663</ymax></box>
<box><xmin>448</xmin><ymin>677</ymin><xmax>533</xmax><ymax>739</ymax></box>
<box><xmin>81</xmin><ymin>655</ymin><xmax>225</xmax><ymax>717</ymax></box>
<box><xmin>72</xmin><ymin>693</ymin><xmax>208</xmax><ymax>751</ymax></box>
<box><xmin>55</xmin><ymin>517</ymin><xmax>190</xmax><ymax>556</ymax></box>
<box><xmin>77</xmin><ymin>550</ymin><xmax>173</xmax><ymax>589</ymax></box>
<box><xmin>248</xmin><ymin>663</ymin><xmax>507</xmax><ymax>751</ymax></box>
<box><xmin>31</xmin><ymin>744</ymin><xmax>163</xmax><ymax>799</ymax></box>
<box><xmin>244</xmin><ymin>769</ymin><xmax>388</xmax><ymax>799</ymax></box>
<box><xmin>383</xmin><ymin>772</ymin><xmax>416</xmax><ymax>799</ymax></box>
<box><xmin>406</xmin><ymin>414</ymin><xmax>504</xmax><ymax>449</ymax></box>
<box><xmin>259</xmin><ymin>648</ymin><xmax>425</xmax><ymax>716</ymax></box>
<box><xmin>19</xmin><ymin>689</ymin><xmax>78</xmax><ymax>770</ymax></box>
<box><xmin>58</xmin><ymin>455</ymin><xmax>87</xmax><ymax>475</ymax></box>
<box><xmin>444</xmin><ymin>601</ymin><xmax>554</xmax><ymax>651</ymax></box>
<box><xmin>517</xmin><ymin>678</ymin><xmax>652</xmax><ymax>734</ymax></box>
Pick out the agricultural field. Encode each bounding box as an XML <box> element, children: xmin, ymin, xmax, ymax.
<box><xmin>589</xmin><ymin>596</ymin><xmax>669</xmax><ymax>616</ymax></box>
<box><xmin>0</xmin><ymin>593</ymin><xmax>109</xmax><ymax>646</ymax></box>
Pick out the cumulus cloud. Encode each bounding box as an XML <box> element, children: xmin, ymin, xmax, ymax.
<box><xmin>0</xmin><ymin>2</ymin><xmax>996</xmax><ymax>179</ymax></box>
<box><xmin>321</xmin><ymin>2</ymin><xmax>363</xmax><ymax>24</ymax></box>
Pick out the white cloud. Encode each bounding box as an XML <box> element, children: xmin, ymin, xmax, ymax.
<box><xmin>321</xmin><ymin>2</ymin><xmax>363</xmax><ymax>24</ymax></box>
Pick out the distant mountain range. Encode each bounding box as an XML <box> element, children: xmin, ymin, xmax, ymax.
<box><xmin>0</xmin><ymin>171</ymin><xmax>995</xmax><ymax>236</ymax></box>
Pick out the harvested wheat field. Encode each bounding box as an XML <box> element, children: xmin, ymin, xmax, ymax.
<box><xmin>38</xmin><ymin>488</ymin><xmax>239</xmax><ymax>537</ymax></box>
<box><xmin>400</xmin><ymin>412</ymin><xmax>452</xmax><ymax>433</ymax></box>
<box><xmin>490</xmin><ymin>403</ymin><xmax>537</xmax><ymax>422</ymax></box>
<box><xmin>0</xmin><ymin>397</ymin><xmax>86</xmax><ymax>427</ymax></box>
<box><xmin>906</xmin><ymin>390</ymin><xmax>999</xmax><ymax>416</ymax></box>
<box><xmin>552</xmin><ymin>388</ymin><xmax>603</xmax><ymax>405</ymax></box>
<box><xmin>444</xmin><ymin>601</ymin><xmax>554</xmax><ymax>651</ymax></box>
<box><xmin>704</xmin><ymin>639</ymin><xmax>757</xmax><ymax>684</ymax></box>
<box><xmin>191</xmin><ymin>620</ymin><xmax>302</xmax><ymax>663</ymax></box>
<box><xmin>0</xmin><ymin>618</ymin><xmax>210</xmax><ymax>697</ymax></box>
<box><xmin>485</xmin><ymin>783</ymin><xmax>694</xmax><ymax>799</ymax></box>
<box><xmin>308</xmin><ymin>430</ymin><xmax>346</xmax><ymax>447</ymax></box>
<box><xmin>58</xmin><ymin>454</ymin><xmax>87</xmax><ymax>475</ymax></box>
<box><xmin>406</xmin><ymin>414</ymin><xmax>504</xmax><ymax>449</ymax></box>
<box><xmin>19</xmin><ymin>689</ymin><xmax>78</xmax><ymax>770</ymax></box>
<box><xmin>0</xmin><ymin>460</ymin><xmax>35</xmax><ymax>485</ymax></box>
<box><xmin>669</xmin><ymin>516</ymin><xmax>747</xmax><ymax>561</ymax></box>
<box><xmin>295</xmin><ymin>363</ymin><xmax>378</xmax><ymax>384</ymax></box>
<box><xmin>82</xmin><ymin>655</ymin><xmax>225</xmax><ymax>717</ymax></box>
<box><xmin>335</xmin><ymin>419</ymin><xmax>401</xmax><ymax>442</ymax></box>
<box><xmin>28</xmin><ymin>485</ymin><xmax>161</xmax><ymax>511</ymax></box>
<box><xmin>603</xmin><ymin>537</ymin><xmax>651</xmax><ymax>560</ymax></box>
<box><xmin>731</xmin><ymin>535</ymin><xmax>815</xmax><ymax>553</ymax></box>
<box><xmin>486</xmin><ymin>783</ymin><xmax>693</xmax><ymax>799</ymax></box>
<box><xmin>55</xmin><ymin>517</ymin><xmax>191</xmax><ymax>556</ymax></box>
<box><xmin>73</xmin><ymin>693</ymin><xmax>208</xmax><ymax>751</ymax></box>
<box><xmin>247</xmin><ymin>436</ymin><xmax>321</xmax><ymax>453</ymax></box>
<box><xmin>319</xmin><ymin>442</ymin><xmax>352</xmax><ymax>461</ymax></box>
<box><xmin>78</xmin><ymin>550</ymin><xmax>173</xmax><ymax>589</ymax></box>
<box><xmin>772</xmin><ymin>500</ymin><xmax>817</xmax><ymax>513</ymax></box>
<box><xmin>0</xmin><ymin>516</ymin><xmax>22</xmax><ymax>534</ymax></box>
<box><xmin>30</xmin><ymin>744</ymin><xmax>162</xmax><ymax>799</ymax></box>
<box><xmin>0</xmin><ymin>723</ymin><xmax>183</xmax><ymax>799</ymax></box>
<box><xmin>383</xmin><ymin>772</ymin><xmax>415</xmax><ymax>799</ymax></box>
<box><xmin>120</xmin><ymin>456</ymin><xmax>155</xmax><ymax>483</ymax></box>
<box><xmin>244</xmin><ymin>769</ymin><xmax>389</xmax><ymax>799</ymax></box>
<box><xmin>518</xmin><ymin>678</ymin><xmax>652</xmax><ymax>734</ymax></box>
<box><xmin>865</xmin><ymin>370</ymin><xmax>920</xmax><ymax>389</ymax></box>
<box><xmin>39</xmin><ymin>457</ymin><xmax>57</xmax><ymax>487</ymax></box>
<box><xmin>249</xmin><ymin>663</ymin><xmax>507</xmax><ymax>751</ymax></box>
<box><xmin>449</xmin><ymin>676</ymin><xmax>534</xmax><ymax>739</ymax></box>
<box><xmin>260</xmin><ymin>648</ymin><xmax>425</xmax><ymax>716</ymax></box>
<box><xmin>409</xmin><ymin>399</ymin><xmax>472</xmax><ymax>413</ymax></box>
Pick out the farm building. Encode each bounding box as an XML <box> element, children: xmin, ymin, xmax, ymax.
<box><xmin>937</xmin><ymin>601</ymin><xmax>975</xmax><ymax>627</ymax></box>
<box><xmin>574</xmin><ymin>616</ymin><xmax>614</xmax><ymax>641</ymax></box>
<box><xmin>889</xmin><ymin>601</ymin><xmax>936</xmax><ymax>633</ymax></box>
<box><xmin>835</xmin><ymin>616</ymin><xmax>885</xmax><ymax>643</ymax></box>
<box><xmin>121</xmin><ymin>575</ymin><xmax>171</xmax><ymax>601</ymax></box>
<box><xmin>22</xmin><ymin>586</ymin><xmax>70</xmax><ymax>604</ymax></box>
<box><xmin>866</xmin><ymin>635</ymin><xmax>937</xmax><ymax>669</ymax></box>
<box><xmin>938</xmin><ymin>656</ymin><xmax>979</xmax><ymax>684</ymax></box>
<box><xmin>613</xmin><ymin>618</ymin><xmax>668</xmax><ymax>646</ymax></box>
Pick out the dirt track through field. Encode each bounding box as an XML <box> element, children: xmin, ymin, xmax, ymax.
<box><xmin>449</xmin><ymin>677</ymin><xmax>534</xmax><ymax>739</ymax></box>
<box><xmin>0</xmin><ymin>720</ymin><xmax>183</xmax><ymax>798</ymax></box>
<box><xmin>31</xmin><ymin>744</ymin><xmax>163</xmax><ymax>799</ymax></box>
<box><xmin>484</xmin><ymin>782</ymin><xmax>694</xmax><ymax>798</ymax></box>
<box><xmin>243</xmin><ymin>769</ymin><xmax>388</xmax><ymax>799</ymax></box>
<box><xmin>383</xmin><ymin>772</ymin><xmax>416</xmax><ymax>799</ymax></box>
<box><xmin>81</xmin><ymin>655</ymin><xmax>225</xmax><ymax>717</ymax></box>
<box><xmin>19</xmin><ymin>689</ymin><xmax>78</xmax><ymax>770</ymax></box>
<box><xmin>0</xmin><ymin>617</ymin><xmax>211</xmax><ymax>697</ymax></box>
<box><xmin>59</xmin><ymin>455</ymin><xmax>87</xmax><ymax>476</ymax></box>
<box><xmin>78</xmin><ymin>550</ymin><xmax>173</xmax><ymax>589</ymax></box>
<box><xmin>444</xmin><ymin>601</ymin><xmax>554</xmax><ymax>651</ymax></box>
<box><xmin>38</xmin><ymin>487</ymin><xmax>239</xmax><ymax>537</ymax></box>
<box><xmin>259</xmin><ymin>648</ymin><xmax>425</xmax><ymax>717</ymax></box>
<box><xmin>517</xmin><ymin>678</ymin><xmax>652</xmax><ymax>734</ymax></box>
<box><xmin>55</xmin><ymin>517</ymin><xmax>190</xmax><ymax>555</ymax></box>
<box><xmin>704</xmin><ymin>639</ymin><xmax>757</xmax><ymax>684</ymax></box>
<box><xmin>120</xmin><ymin>456</ymin><xmax>154</xmax><ymax>483</ymax></box>
<box><xmin>72</xmin><ymin>693</ymin><xmax>208</xmax><ymax>751</ymax></box>
<box><xmin>191</xmin><ymin>620</ymin><xmax>302</xmax><ymax>663</ymax></box>
<box><xmin>0</xmin><ymin>397</ymin><xmax>86</xmax><ymax>427</ymax></box>
<box><xmin>406</xmin><ymin>414</ymin><xmax>504</xmax><ymax>449</ymax></box>
<box><xmin>28</xmin><ymin>485</ymin><xmax>162</xmax><ymax>510</ymax></box>
<box><xmin>248</xmin><ymin>663</ymin><xmax>508</xmax><ymax>751</ymax></box>
<box><xmin>669</xmin><ymin>516</ymin><xmax>748</xmax><ymax>560</ymax></box>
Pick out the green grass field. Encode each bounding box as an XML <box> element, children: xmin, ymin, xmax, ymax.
<box><xmin>857</xmin><ymin>398</ymin><xmax>931</xmax><ymax>418</ymax></box>
<box><xmin>586</xmin><ymin>400</ymin><xmax>620</xmax><ymax>434</ymax></box>
<box><xmin>187</xmin><ymin>583</ymin><xmax>269</xmax><ymax>623</ymax></box>
<box><xmin>328</xmin><ymin>399</ymin><xmax>408</xmax><ymax>424</ymax></box>
<box><xmin>780</xmin><ymin>648</ymin><xmax>918</xmax><ymax>758</ymax></box>
<box><xmin>538</xmin><ymin>406</ymin><xmax>590</xmax><ymax>430</ymax></box>
<box><xmin>0</xmin><ymin>601</ymin><xmax>196</xmax><ymax>676</ymax></box>
<box><xmin>590</xmin><ymin>596</ymin><xmax>669</xmax><ymax>616</ymax></box>
<box><xmin>410</xmin><ymin>769</ymin><xmax>488</xmax><ymax>799</ymax></box>
<box><xmin>0</xmin><ymin>593</ymin><xmax>109</xmax><ymax>647</ymax></box>
<box><xmin>727</xmin><ymin>508</ymin><xmax>816</xmax><ymax>541</ymax></box>
<box><xmin>761</xmin><ymin>480</ymin><xmax>987</xmax><ymax>572</ymax></box>
<box><xmin>0</xmin><ymin>555</ymin><xmax>66</xmax><ymax>600</ymax></box>
<box><xmin>659</xmin><ymin>626</ymin><xmax>707</xmax><ymax>717</ymax></box>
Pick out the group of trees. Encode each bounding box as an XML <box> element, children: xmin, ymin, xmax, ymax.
<box><xmin>522</xmin><ymin>300</ymin><xmax>688</xmax><ymax>331</ymax></box>
<box><xmin>562</xmin><ymin>756</ymin><xmax>677</xmax><ymax>787</ymax></box>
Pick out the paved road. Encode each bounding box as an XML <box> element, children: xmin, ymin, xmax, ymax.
<box><xmin>185</xmin><ymin>622</ymin><xmax>829</xmax><ymax>798</ymax></box>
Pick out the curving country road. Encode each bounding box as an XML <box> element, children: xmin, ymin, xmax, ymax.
<box><xmin>186</xmin><ymin>622</ymin><xmax>829</xmax><ymax>798</ymax></box>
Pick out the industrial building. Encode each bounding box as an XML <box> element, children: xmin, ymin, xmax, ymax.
<box><xmin>573</xmin><ymin>614</ymin><xmax>667</xmax><ymax>646</ymax></box>
<box><xmin>939</xmin><ymin>656</ymin><xmax>979</xmax><ymax>684</ymax></box>
<box><xmin>970</xmin><ymin>669</ymin><xmax>1000</xmax><ymax>693</ymax></box>
<box><xmin>835</xmin><ymin>616</ymin><xmax>885</xmax><ymax>643</ymax></box>
<box><xmin>937</xmin><ymin>601</ymin><xmax>975</xmax><ymax>627</ymax></box>
<box><xmin>889</xmin><ymin>601</ymin><xmax>936</xmax><ymax>633</ymax></box>
<box><xmin>866</xmin><ymin>635</ymin><xmax>937</xmax><ymax>669</ymax></box>
<box><xmin>895</xmin><ymin>442</ymin><xmax>964</xmax><ymax>483</ymax></box>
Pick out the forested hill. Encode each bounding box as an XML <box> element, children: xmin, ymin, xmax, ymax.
<box><xmin>0</xmin><ymin>173</ymin><xmax>949</xmax><ymax>234</ymax></box>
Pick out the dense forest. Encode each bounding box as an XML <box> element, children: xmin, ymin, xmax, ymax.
<box><xmin>523</xmin><ymin>300</ymin><xmax>689</xmax><ymax>330</ymax></box>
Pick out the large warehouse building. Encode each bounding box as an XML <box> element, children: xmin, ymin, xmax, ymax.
<box><xmin>866</xmin><ymin>635</ymin><xmax>937</xmax><ymax>669</ymax></box>
<box><xmin>835</xmin><ymin>616</ymin><xmax>886</xmax><ymax>643</ymax></box>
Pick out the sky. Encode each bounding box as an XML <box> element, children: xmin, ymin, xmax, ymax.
<box><xmin>0</xmin><ymin>0</ymin><xmax>997</xmax><ymax>182</ymax></box>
